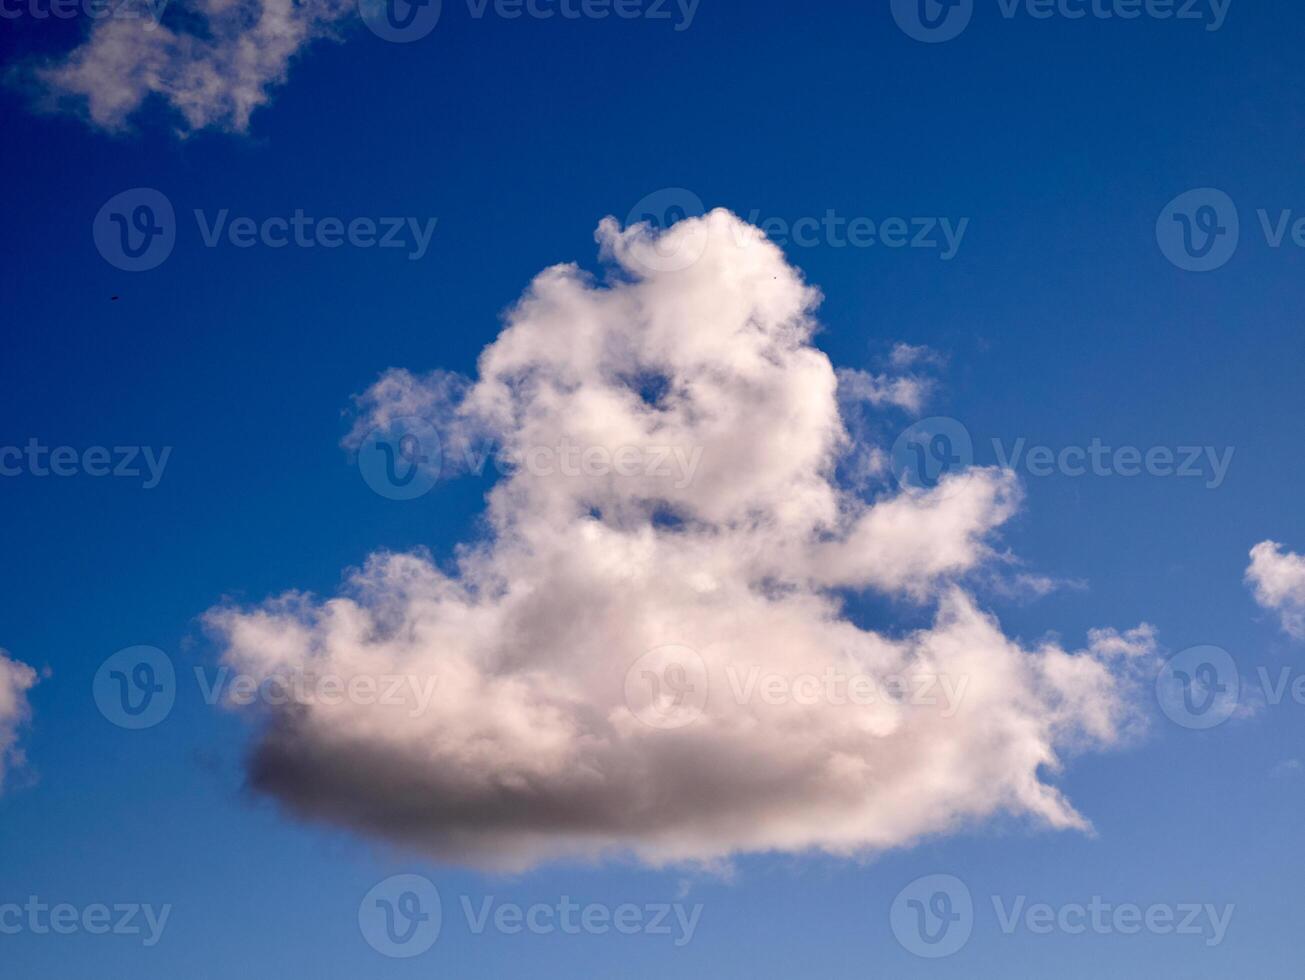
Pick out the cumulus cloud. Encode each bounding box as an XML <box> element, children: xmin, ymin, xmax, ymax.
<box><xmin>207</xmin><ymin>209</ymin><xmax>1158</xmax><ymax>871</ymax></box>
<box><xmin>1246</xmin><ymin>541</ymin><xmax>1305</xmax><ymax>639</ymax></box>
<box><xmin>25</xmin><ymin>0</ymin><xmax>352</xmax><ymax>133</ymax></box>
<box><xmin>0</xmin><ymin>651</ymin><xmax>38</xmax><ymax>793</ymax></box>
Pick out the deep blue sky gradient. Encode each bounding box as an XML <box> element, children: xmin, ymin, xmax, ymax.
<box><xmin>2</xmin><ymin>0</ymin><xmax>1305</xmax><ymax>975</ymax></box>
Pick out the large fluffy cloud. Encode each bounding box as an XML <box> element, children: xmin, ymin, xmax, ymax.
<box><xmin>207</xmin><ymin>209</ymin><xmax>1158</xmax><ymax>870</ymax></box>
<box><xmin>26</xmin><ymin>0</ymin><xmax>352</xmax><ymax>133</ymax></box>
<box><xmin>1246</xmin><ymin>541</ymin><xmax>1305</xmax><ymax>639</ymax></box>
<box><xmin>0</xmin><ymin>651</ymin><xmax>38</xmax><ymax>793</ymax></box>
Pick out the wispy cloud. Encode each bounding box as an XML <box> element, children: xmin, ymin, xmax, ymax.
<box><xmin>24</xmin><ymin>0</ymin><xmax>353</xmax><ymax>133</ymax></box>
<box><xmin>0</xmin><ymin>651</ymin><xmax>38</xmax><ymax>793</ymax></box>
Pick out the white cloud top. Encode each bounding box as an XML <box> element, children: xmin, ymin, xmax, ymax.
<box><xmin>207</xmin><ymin>209</ymin><xmax>1158</xmax><ymax>871</ymax></box>
<box><xmin>1246</xmin><ymin>541</ymin><xmax>1305</xmax><ymax>639</ymax></box>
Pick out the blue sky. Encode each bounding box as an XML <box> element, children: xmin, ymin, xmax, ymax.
<box><xmin>3</xmin><ymin>0</ymin><xmax>1305</xmax><ymax>976</ymax></box>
